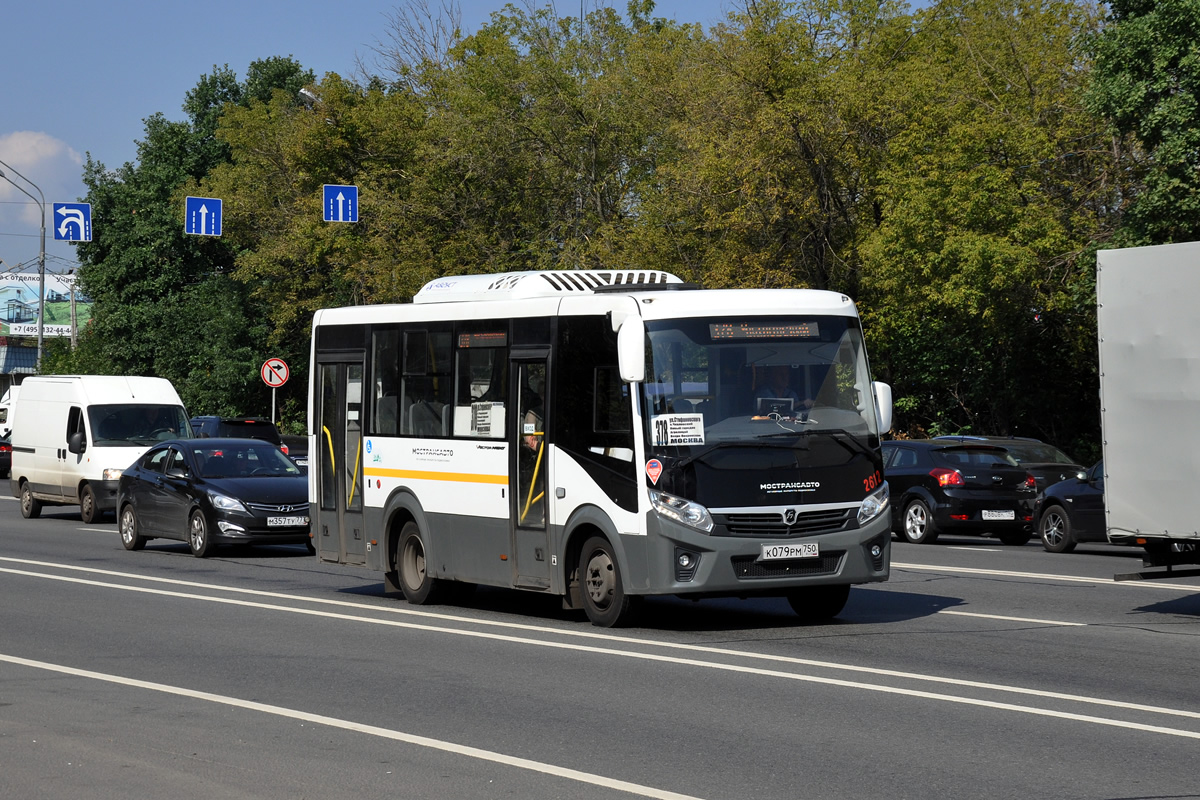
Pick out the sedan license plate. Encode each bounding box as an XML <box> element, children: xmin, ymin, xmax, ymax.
<box><xmin>760</xmin><ymin>542</ymin><xmax>820</xmax><ymax>561</ymax></box>
<box><xmin>268</xmin><ymin>515</ymin><xmax>308</xmax><ymax>527</ymax></box>
<box><xmin>982</xmin><ymin>510</ymin><xmax>1015</xmax><ymax>521</ymax></box>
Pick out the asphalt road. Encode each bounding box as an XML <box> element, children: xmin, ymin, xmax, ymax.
<box><xmin>2</xmin><ymin>496</ymin><xmax>1199</xmax><ymax>800</ymax></box>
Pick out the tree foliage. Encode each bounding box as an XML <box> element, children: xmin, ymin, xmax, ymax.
<box><xmin>59</xmin><ymin>0</ymin><xmax>1188</xmax><ymax>454</ymax></box>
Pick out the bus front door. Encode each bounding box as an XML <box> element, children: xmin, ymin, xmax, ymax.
<box><xmin>511</xmin><ymin>356</ymin><xmax>552</xmax><ymax>588</ymax></box>
<box><xmin>315</xmin><ymin>358</ymin><xmax>366</xmax><ymax>565</ymax></box>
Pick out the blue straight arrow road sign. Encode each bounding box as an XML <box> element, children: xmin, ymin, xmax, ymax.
<box><xmin>323</xmin><ymin>184</ymin><xmax>359</xmax><ymax>223</ymax></box>
<box><xmin>185</xmin><ymin>196</ymin><xmax>223</xmax><ymax>236</ymax></box>
<box><xmin>53</xmin><ymin>202</ymin><xmax>92</xmax><ymax>241</ymax></box>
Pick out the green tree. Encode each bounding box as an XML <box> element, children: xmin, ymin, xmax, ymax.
<box><xmin>858</xmin><ymin>0</ymin><xmax>1118</xmax><ymax>454</ymax></box>
<box><xmin>66</xmin><ymin>58</ymin><xmax>313</xmax><ymax>419</ymax></box>
<box><xmin>1086</xmin><ymin>0</ymin><xmax>1200</xmax><ymax>244</ymax></box>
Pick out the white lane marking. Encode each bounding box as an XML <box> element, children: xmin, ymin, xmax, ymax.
<box><xmin>946</xmin><ymin>547</ymin><xmax>1003</xmax><ymax>552</ymax></box>
<box><xmin>893</xmin><ymin>561</ymin><xmax>1200</xmax><ymax>592</ymax></box>
<box><xmin>3</xmin><ymin>562</ymin><xmax>1200</xmax><ymax>737</ymax></box>
<box><xmin>0</xmin><ymin>653</ymin><xmax>703</xmax><ymax>800</ymax></box>
<box><xmin>940</xmin><ymin>610</ymin><xmax>1087</xmax><ymax>627</ymax></box>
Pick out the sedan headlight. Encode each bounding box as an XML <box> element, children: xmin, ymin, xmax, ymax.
<box><xmin>209</xmin><ymin>492</ymin><xmax>249</xmax><ymax>514</ymax></box>
<box><xmin>858</xmin><ymin>481</ymin><xmax>890</xmax><ymax>526</ymax></box>
<box><xmin>649</xmin><ymin>489</ymin><xmax>714</xmax><ymax>533</ymax></box>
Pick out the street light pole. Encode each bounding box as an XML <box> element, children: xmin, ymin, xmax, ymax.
<box><xmin>0</xmin><ymin>159</ymin><xmax>46</xmax><ymax>372</ymax></box>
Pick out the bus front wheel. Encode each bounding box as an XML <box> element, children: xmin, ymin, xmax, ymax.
<box><xmin>398</xmin><ymin>521</ymin><xmax>446</xmax><ymax>604</ymax></box>
<box><xmin>579</xmin><ymin>536</ymin><xmax>638</xmax><ymax>628</ymax></box>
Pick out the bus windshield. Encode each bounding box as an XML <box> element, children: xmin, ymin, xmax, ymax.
<box><xmin>641</xmin><ymin>316</ymin><xmax>882</xmax><ymax>451</ymax></box>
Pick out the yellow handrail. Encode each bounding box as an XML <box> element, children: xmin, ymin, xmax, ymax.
<box><xmin>322</xmin><ymin>426</ymin><xmax>335</xmax><ymax>468</ymax></box>
<box><xmin>519</xmin><ymin>437</ymin><xmax>545</xmax><ymax>524</ymax></box>
<box><xmin>348</xmin><ymin>436</ymin><xmax>362</xmax><ymax>506</ymax></box>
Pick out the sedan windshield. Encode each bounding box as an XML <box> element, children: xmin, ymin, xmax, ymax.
<box><xmin>191</xmin><ymin>443</ymin><xmax>300</xmax><ymax>478</ymax></box>
<box><xmin>641</xmin><ymin>315</ymin><xmax>883</xmax><ymax>453</ymax></box>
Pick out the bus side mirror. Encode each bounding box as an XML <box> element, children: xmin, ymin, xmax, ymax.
<box><xmin>617</xmin><ymin>317</ymin><xmax>646</xmax><ymax>383</ymax></box>
<box><xmin>68</xmin><ymin>430</ymin><xmax>87</xmax><ymax>455</ymax></box>
<box><xmin>873</xmin><ymin>381</ymin><xmax>893</xmax><ymax>433</ymax></box>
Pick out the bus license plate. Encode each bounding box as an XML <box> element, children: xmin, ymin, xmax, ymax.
<box><xmin>982</xmin><ymin>510</ymin><xmax>1015</xmax><ymax>521</ymax></box>
<box><xmin>760</xmin><ymin>542</ymin><xmax>819</xmax><ymax>561</ymax></box>
<box><xmin>268</xmin><ymin>516</ymin><xmax>308</xmax><ymax>527</ymax></box>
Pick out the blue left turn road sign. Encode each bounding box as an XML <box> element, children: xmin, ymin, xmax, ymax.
<box><xmin>185</xmin><ymin>196</ymin><xmax>223</xmax><ymax>236</ymax></box>
<box><xmin>53</xmin><ymin>202</ymin><xmax>92</xmax><ymax>242</ymax></box>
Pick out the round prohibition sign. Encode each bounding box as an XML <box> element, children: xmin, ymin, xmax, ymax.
<box><xmin>261</xmin><ymin>358</ymin><xmax>289</xmax><ymax>388</ymax></box>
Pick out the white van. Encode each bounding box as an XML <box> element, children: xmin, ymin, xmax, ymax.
<box><xmin>0</xmin><ymin>385</ymin><xmax>18</xmax><ymax>438</ymax></box>
<box><xmin>10</xmin><ymin>376</ymin><xmax>191</xmax><ymax>523</ymax></box>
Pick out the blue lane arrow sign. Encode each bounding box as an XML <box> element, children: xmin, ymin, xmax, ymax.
<box><xmin>53</xmin><ymin>202</ymin><xmax>92</xmax><ymax>241</ymax></box>
<box><xmin>185</xmin><ymin>196</ymin><xmax>223</xmax><ymax>236</ymax></box>
<box><xmin>323</xmin><ymin>184</ymin><xmax>359</xmax><ymax>223</ymax></box>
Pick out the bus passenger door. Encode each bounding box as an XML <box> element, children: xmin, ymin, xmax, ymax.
<box><xmin>511</xmin><ymin>355</ymin><xmax>552</xmax><ymax>588</ymax></box>
<box><xmin>315</xmin><ymin>358</ymin><xmax>366</xmax><ymax>565</ymax></box>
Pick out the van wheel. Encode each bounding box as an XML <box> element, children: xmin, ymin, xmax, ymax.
<box><xmin>579</xmin><ymin>535</ymin><xmax>639</xmax><ymax>627</ymax></box>
<box><xmin>188</xmin><ymin>510</ymin><xmax>215</xmax><ymax>558</ymax></box>
<box><xmin>787</xmin><ymin>584</ymin><xmax>851</xmax><ymax>622</ymax></box>
<box><xmin>397</xmin><ymin>521</ymin><xmax>446</xmax><ymax>604</ymax></box>
<box><xmin>119</xmin><ymin>505</ymin><xmax>146</xmax><ymax>551</ymax></box>
<box><xmin>80</xmin><ymin>485</ymin><xmax>102</xmax><ymax>524</ymax></box>
<box><xmin>20</xmin><ymin>482</ymin><xmax>41</xmax><ymax>519</ymax></box>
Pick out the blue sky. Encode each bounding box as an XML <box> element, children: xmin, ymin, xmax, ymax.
<box><xmin>0</xmin><ymin>0</ymin><xmax>735</xmax><ymax>275</ymax></box>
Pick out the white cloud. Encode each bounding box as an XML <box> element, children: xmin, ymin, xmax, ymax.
<box><xmin>0</xmin><ymin>131</ymin><xmax>88</xmax><ymax>272</ymax></box>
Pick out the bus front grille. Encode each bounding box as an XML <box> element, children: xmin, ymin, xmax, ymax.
<box><xmin>716</xmin><ymin>509</ymin><xmax>853</xmax><ymax>538</ymax></box>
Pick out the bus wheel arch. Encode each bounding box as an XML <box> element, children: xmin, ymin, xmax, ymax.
<box><xmin>381</xmin><ymin>492</ymin><xmax>421</xmax><ymax>595</ymax></box>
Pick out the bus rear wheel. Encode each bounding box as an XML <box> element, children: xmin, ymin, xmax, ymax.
<box><xmin>579</xmin><ymin>535</ymin><xmax>638</xmax><ymax>628</ymax></box>
<box><xmin>398</xmin><ymin>521</ymin><xmax>446</xmax><ymax>604</ymax></box>
<box><xmin>786</xmin><ymin>584</ymin><xmax>850</xmax><ymax>622</ymax></box>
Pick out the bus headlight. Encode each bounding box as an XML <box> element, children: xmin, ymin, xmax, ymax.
<box><xmin>649</xmin><ymin>489</ymin><xmax>714</xmax><ymax>533</ymax></box>
<box><xmin>858</xmin><ymin>481</ymin><xmax>890</xmax><ymax>526</ymax></box>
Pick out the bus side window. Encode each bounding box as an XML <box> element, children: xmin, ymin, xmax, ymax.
<box><xmin>401</xmin><ymin>328</ymin><xmax>452</xmax><ymax>437</ymax></box>
<box><xmin>556</xmin><ymin>316</ymin><xmax>635</xmax><ymax>472</ymax></box>
<box><xmin>372</xmin><ymin>328</ymin><xmax>401</xmax><ymax>435</ymax></box>
<box><xmin>453</xmin><ymin>332</ymin><xmax>507</xmax><ymax>439</ymax></box>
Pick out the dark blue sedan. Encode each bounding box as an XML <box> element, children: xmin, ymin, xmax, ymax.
<box><xmin>117</xmin><ymin>438</ymin><xmax>312</xmax><ymax>557</ymax></box>
<box><xmin>1035</xmin><ymin>460</ymin><xmax>1105</xmax><ymax>553</ymax></box>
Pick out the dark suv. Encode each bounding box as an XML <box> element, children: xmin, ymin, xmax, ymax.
<box><xmin>933</xmin><ymin>435</ymin><xmax>1084</xmax><ymax>492</ymax></box>
<box><xmin>190</xmin><ymin>416</ymin><xmax>283</xmax><ymax>447</ymax></box>
<box><xmin>882</xmin><ymin>439</ymin><xmax>1037</xmax><ymax>545</ymax></box>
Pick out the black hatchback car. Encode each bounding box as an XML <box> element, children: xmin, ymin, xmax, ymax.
<box><xmin>933</xmin><ymin>435</ymin><xmax>1085</xmax><ymax>492</ymax></box>
<box><xmin>117</xmin><ymin>438</ymin><xmax>312</xmax><ymax>558</ymax></box>
<box><xmin>882</xmin><ymin>440</ymin><xmax>1037</xmax><ymax>545</ymax></box>
<box><xmin>1035</xmin><ymin>460</ymin><xmax>1106</xmax><ymax>553</ymax></box>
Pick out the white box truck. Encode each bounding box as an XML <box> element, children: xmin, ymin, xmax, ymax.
<box><xmin>9</xmin><ymin>375</ymin><xmax>191</xmax><ymax>524</ymax></box>
<box><xmin>1096</xmin><ymin>242</ymin><xmax>1200</xmax><ymax>579</ymax></box>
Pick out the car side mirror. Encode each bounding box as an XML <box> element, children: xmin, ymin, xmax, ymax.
<box><xmin>68</xmin><ymin>431</ymin><xmax>86</xmax><ymax>455</ymax></box>
<box><xmin>167</xmin><ymin>466</ymin><xmax>188</xmax><ymax>479</ymax></box>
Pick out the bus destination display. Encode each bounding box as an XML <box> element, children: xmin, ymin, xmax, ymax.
<box><xmin>709</xmin><ymin>321</ymin><xmax>819</xmax><ymax>340</ymax></box>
